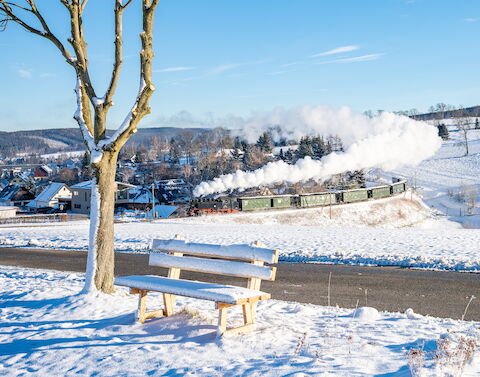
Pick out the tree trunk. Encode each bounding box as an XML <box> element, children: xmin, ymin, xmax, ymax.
<box><xmin>83</xmin><ymin>150</ymin><xmax>119</xmax><ymax>293</ymax></box>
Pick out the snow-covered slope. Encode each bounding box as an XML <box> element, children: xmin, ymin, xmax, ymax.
<box><xmin>388</xmin><ymin>127</ymin><xmax>480</xmax><ymax>228</ymax></box>
<box><xmin>1</xmin><ymin>266</ymin><xmax>478</xmax><ymax>376</ymax></box>
<box><xmin>182</xmin><ymin>192</ymin><xmax>448</xmax><ymax>228</ymax></box>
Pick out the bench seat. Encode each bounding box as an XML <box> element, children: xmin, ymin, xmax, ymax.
<box><xmin>115</xmin><ymin>275</ymin><xmax>271</xmax><ymax>305</ymax></box>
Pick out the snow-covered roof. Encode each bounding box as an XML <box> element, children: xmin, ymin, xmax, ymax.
<box><xmin>27</xmin><ymin>182</ymin><xmax>70</xmax><ymax>208</ymax></box>
<box><xmin>71</xmin><ymin>180</ymin><xmax>135</xmax><ymax>190</ymax></box>
<box><xmin>70</xmin><ymin>180</ymin><xmax>93</xmax><ymax>189</ymax></box>
<box><xmin>40</xmin><ymin>165</ymin><xmax>53</xmax><ymax>174</ymax></box>
<box><xmin>126</xmin><ymin>186</ymin><xmax>157</xmax><ymax>204</ymax></box>
<box><xmin>0</xmin><ymin>185</ymin><xmax>22</xmax><ymax>200</ymax></box>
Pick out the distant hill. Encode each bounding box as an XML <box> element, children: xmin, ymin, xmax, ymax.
<box><xmin>0</xmin><ymin>127</ymin><xmax>209</xmax><ymax>158</ymax></box>
<box><xmin>413</xmin><ymin>106</ymin><xmax>480</xmax><ymax>121</ymax></box>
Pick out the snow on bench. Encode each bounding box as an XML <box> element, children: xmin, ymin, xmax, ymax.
<box><xmin>148</xmin><ymin>253</ymin><xmax>275</xmax><ymax>280</ymax></box>
<box><xmin>151</xmin><ymin>239</ymin><xmax>278</xmax><ymax>264</ymax></box>
<box><xmin>114</xmin><ymin>275</ymin><xmax>270</xmax><ymax>305</ymax></box>
<box><xmin>114</xmin><ymin>235</ymin><xmax>279</xmax><ymax>336</ymax></box>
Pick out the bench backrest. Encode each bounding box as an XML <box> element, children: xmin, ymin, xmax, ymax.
<box><xmin>150</xmin><ymin>236</ymin><xmax>279</xmax><ymax>291</ymax></box>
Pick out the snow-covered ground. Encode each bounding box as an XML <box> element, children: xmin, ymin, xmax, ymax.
<box><xmin>1</xmin><ymin>265</ymin><xmax>478</xmax><ymax>377</ymax></box>
<box><xmin>389</xmin><ymin>127</ymin><xmax>480</xmax><ymax>228</ymax></box>
<box><xmin>0</xmin><ymin>214</ymin><xmax>479</xmax><ymax>271</ymax></box>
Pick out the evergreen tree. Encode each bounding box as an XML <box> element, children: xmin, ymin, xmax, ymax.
<box><xmin>284</xmin><ymin>149</ymin><xmax>293</xmax><ymax>163</ymax></box>
<box><xmin>475</xmin><ymin>118</ymin><xmax>479</xmax><ymax>129</ymax></box>
<box><xmin>234</xmin><ymin>136</ymin><xmax>246</xmax><ymax>151</ymax></box>
<box><xmin>437</xmin><ymin>124</ymin><xmax>449</xmax><ymax>140</ymax></box>
<box><xmin>168</xmin><ymin>138</ymin><xmax>181</xmax><ymax>165</ymax></box>
<box><xmin>295</xmin><ymin>136</ymin><xmax>313</xmax><ymax>159</ymax></box>
<box><xmin>311</xmin><ymin>136</ymin><xmax>326</xmax><ymax>159</ymax></box>
<box><xmin>256</xmin><ymin>132</ymin><xmax>274</xmax><ymax>153</ymax></box>
<box><xmin>278</xmin><ymin>148</ymin><xmax>285</xmax><ymax>160</ymax></box>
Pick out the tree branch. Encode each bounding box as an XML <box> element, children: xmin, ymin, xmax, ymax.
<box><xmin>104</xmin><ymin>0</ymin><xmax>130</xmax><ymax>109</ymax></box>
<box><xmin>101</xmin><ymin>0</ymin><xmax>160</xmax><ymax>151</ymax></box>
<box><xmin>0</xmin><ymin>1</ymin><xmax>75</xmax><ymax>64</ymax></box>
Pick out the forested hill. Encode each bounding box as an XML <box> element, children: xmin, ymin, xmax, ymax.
<box><xmin>0</xmin><ymin>127</ymin><xmax>208</xmax><ymax>158</ymax></box>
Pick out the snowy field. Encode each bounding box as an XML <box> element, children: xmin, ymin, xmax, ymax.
<box><xmin>0</xmin><ymin>211</ymin><xmax>479</xmax><ymax>271</ymax></box>
<box><xmin>389</xmin><ymin>127</ymin><xmax>480</xmax><ymax>228</ymax></box>
<box><xmin>1</xmin><ymin>265</ymin><xmax>478</xmax><ymax>377</ymax></box>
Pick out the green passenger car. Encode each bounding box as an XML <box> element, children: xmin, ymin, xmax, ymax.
<box><xmin>342</xmin><ymin>189</ymin><xmax>369</xmax><ymax>203</ymax></box>
<box><xmin>371</xmin><ymin>186</ymin><xmax>391</xmax><ymax>199</ymax></box>
<box><xmin>239</xmin><ymin>197</ymin><xmax>272</xmax><ymax>211</ymax></box>
<box><xmin>391</xmin><ymin>182</ymin><xmax>406</xmax><ymax>194</ymax></box>
<box><xmin>300</xmin><ymin>193</ymin><xmax>336</xmax><ymax>207</ymax></box>
<box><xmin>271</xmin><ymin>196</ymin><xmax>292</xmax><ymax>208</ymax></box>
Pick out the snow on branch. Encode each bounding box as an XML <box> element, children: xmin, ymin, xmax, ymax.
<box><xmin>74</xmin><ymin>77</ymin><xmax>96</xmax><ymax>152</ymax></box>
<box><xmin>98</xmin><ymin>77</ymin><xmax>147</xmax><ymax>150</ymax></box>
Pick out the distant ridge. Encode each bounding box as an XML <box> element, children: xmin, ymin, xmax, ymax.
<box><xmin>0</xmin><ymin>127</ymin><xmax>209</xmax><ymax>158</ymax></box>
<box><xmin>413</xmin><ymin>105</ymin><xmax>480</xmax><ymax>121</ymax></box>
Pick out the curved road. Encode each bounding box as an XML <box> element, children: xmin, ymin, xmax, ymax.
<box><xmin>0</xmin><ymin>247</ymin><xmax>478</xmax><ymax>320</ymax></box>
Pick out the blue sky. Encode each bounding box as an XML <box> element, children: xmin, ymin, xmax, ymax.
<box><xmin>1</xmin><ymin>0</ymin><xmax>480</xmax><ymax>131</ymax></box>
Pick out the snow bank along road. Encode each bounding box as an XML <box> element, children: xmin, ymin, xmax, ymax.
<box><xmin>1</xmin><ymin>247</ymin><xmax>479</xmax><ymax>321</ymax></box>
<box><xmin>1</xmin><ymin>265</ymin><xmax>479</xmax><ymax>376</ymax></box>
<box><xmin>0</xmin><ymin>219</ymin><xmax>479</xmax><ymax>272</ymax></box>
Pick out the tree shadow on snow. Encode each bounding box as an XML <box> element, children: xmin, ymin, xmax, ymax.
<box><xmin>0</xmin><ymin>293</ymin><xmax>219</xmax><ymax>357</ymax></box>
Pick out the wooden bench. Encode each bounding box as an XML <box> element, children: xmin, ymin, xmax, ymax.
<box><xmin>114</xmin><ymin>236</ymin><xmax>279</xmax><ymax>336</ymax></box>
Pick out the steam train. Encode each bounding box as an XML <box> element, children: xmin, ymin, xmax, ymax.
<box><xmin>188</xmin><ymin>180</ymin><xmax>407</xmax><ymax>216</ymax></box>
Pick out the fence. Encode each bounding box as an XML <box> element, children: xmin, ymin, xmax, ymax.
<box><xmin>0</xmin><ymin>213</ymin><xmax>88</xmax><ymax>225</ymax></box>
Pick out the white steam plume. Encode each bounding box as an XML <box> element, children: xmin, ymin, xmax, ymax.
<box><xmin>193</xmin><ymin>107</ymin><xmax>441</xmax><ymax>197</ymax></box>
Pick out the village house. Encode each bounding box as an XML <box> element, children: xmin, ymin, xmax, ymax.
<box><xmin>27</xmin><ymin>182</ymin><xmax>72</xmax><ymax>212</ymax></box>
<box><xmin>33</xmin><ymin>165</ymin><xmax>53</xmax><ymax>180</ymax></box>
<box><xmin>0</xmin><ymin>185</ymin><xmax>36</xmax><ymax>207</ymax></box>
<box><xmin>115</xmin><ymin>185</ymin><xmax>158</xmax><ymax>211</ymax></box>
<box><xmin>70</xmin><ymin>180</ymin><xmax>134</xmax><ymax>215</ymax></box>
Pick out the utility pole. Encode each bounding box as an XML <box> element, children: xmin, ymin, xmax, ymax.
<box><xmin>151</xmin><ymin>183</ymin><xmax>156</xmax><ymax>220</ymax></box>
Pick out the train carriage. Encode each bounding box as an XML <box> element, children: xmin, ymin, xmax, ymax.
<box><xmin>299</xmin><ymin>192</ymin><xmax>336</xmax><ymax>207</ymax></box>
<box><xmin>391</xmin><ymin>181</ymin><xmax>407</xmax><ymax>194</ymax></box>
<box><xmin>342</xmin><ymin>188</ymin><xmax>369</xmax><ymax>203</ymax></box>
<box><xmin>370</xmin><ymin>185</ymin><xmax>392</xmax><ymax>199</ymax></box>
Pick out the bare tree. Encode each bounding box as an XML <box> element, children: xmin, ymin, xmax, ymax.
<box><xmin>1</xmin><ymin>0</ymin><xmax>161</xmax><ymax>293</ymax></box>
<box><xmin>456</xmin><ymin>107</ymin><xmax>471</xmax><ymax>156</ymax></box>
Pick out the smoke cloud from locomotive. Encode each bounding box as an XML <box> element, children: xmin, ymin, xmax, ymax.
<box><xmin>193</xmin><ymin>107</ymin><xmax>441</xmax><ymax>197</ymax></box>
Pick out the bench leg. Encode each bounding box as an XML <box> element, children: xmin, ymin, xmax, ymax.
<box><xmin>218</xmin><ymin>307</ymin><xmax>228</xmax><ymax>335</ymax></box>
<box><xmin>216</xmin><ymin>302</ymin><xmax>257</xmax><ymax>336</ymax></box>
<box><xmin>250</xmin><ymin>302</ymin><xmax>257</xmax><ymax>322</ymax></box>
<box><xmin>132</xmin><ymin>289</ymin><xmax>165</xmax><ymax>323</ymax></box>
<box><xmin>163</xmin><ymin>293</ymin><xmax>176</xmax><ymax>316</ymax></box>
<box><xmin>137</xmin><ymin>290</ymin><xmax>148</xmax><ymax>324</ymax></box>
<box><xmin>242</xmin><ymin>302</ymin><xmax>253</xmax><ymax>325</ymax></box>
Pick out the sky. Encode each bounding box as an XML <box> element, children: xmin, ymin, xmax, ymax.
<box><xmin>1</xmin><ymin>0</ymin><xmax>480</xmax><ymax>131</ymax></box>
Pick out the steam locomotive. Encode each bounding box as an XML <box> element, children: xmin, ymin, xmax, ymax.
<box><xmin>188</xmin><ymin>180</ymin><xmax>407</xmax><ymax>216</ymax></box>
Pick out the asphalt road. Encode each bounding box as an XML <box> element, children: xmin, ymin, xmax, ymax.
<box><xmin>1</xmin><ymin>247</ymin><xmax>479</xmax><ymax>321</ymax></box>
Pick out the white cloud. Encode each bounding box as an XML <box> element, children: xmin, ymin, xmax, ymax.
<box><xmin>17</xmin><ymin>69</ymin><xmax>32</xmax><ymax>78</ymax></box>
<box><xmin>207</xmin><ymin>60</ymin><xmax>265</xmax><ymax>76</ymax></box>
<box><xmin>279</xmin><ymin>61</ymin><xmax>304</xmax><ymax>68</ymax></box>
<box><xmin>268</xmin><ymin>69</ymin><xmax>296</xmax><ymax>76</ymax></box>
<box><xmin>318</xmin><ymin>53</ymin><xmax>384</xmax><ymax>64</ymax></box>
<box><xmin>154</xmin><ymin>66</ymin><xmax>194</xmax><ymax>73</ymax></box>
<box><xmin>311</xmin><ymin>45</ymin><xmax>360</xmax><ymax>57</ymax></box>
<box><xmin>208</xmin><ymin>63</ymin><xmax>243</xmax><ymax>75</ymax></box>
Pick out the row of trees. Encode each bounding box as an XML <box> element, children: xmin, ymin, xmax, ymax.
<box><xmin>112</xmin><ymin>129</ymin><xmax>348</xmax><ymax>187</ymax></box>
